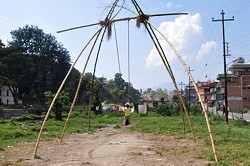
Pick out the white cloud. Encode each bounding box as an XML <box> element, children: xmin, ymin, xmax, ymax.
<box><xmin>0</xmin><ymin>16</ymin><xmax>9</xmax><ymax>21</ymax></box>
<box><xmin>196</xmin><ymin>41</ymin><xmax>217</xmax><ymax>60</ymax></box>
<box><xmin>145</xmin><ymin>13</ymin><xmax>203</xmax><ymax>68</ymax></box>
<box><xmin>166</xmin><ymin>2</ymin><xmax>172</xmax><ymax>8</ymax></box>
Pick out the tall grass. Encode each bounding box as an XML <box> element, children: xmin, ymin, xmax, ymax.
<box><xmin>0</xmin><ymin>107</ymin><xmax>249</xmax><ymax>165</ymax></box>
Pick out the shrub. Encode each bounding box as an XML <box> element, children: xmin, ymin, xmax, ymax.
<box><xmin>153</xmin><ymin>104</ymin><xmax>179</xmax><ymax>116</ymax></box>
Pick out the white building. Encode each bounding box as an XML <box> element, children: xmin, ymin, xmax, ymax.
<box><xmin>0</xmin><ymin>86</ymin><xmax>15</xmax><ymax>105</ymax></box>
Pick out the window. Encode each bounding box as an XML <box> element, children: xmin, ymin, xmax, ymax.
<box><xmin>244</xmin><ymin>97</ymin><xmax>247</xmax><ymax>100</ymax></box>
<box><xmin>7</xmin><ymin>90</ymin><xmax>9</xmax><ymax>96</ymax></box>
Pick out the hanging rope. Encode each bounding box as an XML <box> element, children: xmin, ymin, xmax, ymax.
<box><xmin>88</xmin><ymin>0</ymin><xmax>120</xmax><ymax>131</ymax></box>
<box><xmin>114</xmin><ymin>22</ymin><xmax>121</xmax><ymax>74</ymax></box>
<box><xmin>127</xmin><ymin>20</ymin><xmax>131</xmax><ymax>96</ymax></box>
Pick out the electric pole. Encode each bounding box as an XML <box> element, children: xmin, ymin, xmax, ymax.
<box><xmin>212</xmin><ymin>10</ymin><xmax>234</xmax><ymax>123</ymax></box>
<box><xmin>188</xmin><ymin>67</ymin><xmax>194</xmax><ymax>114</ymax></box>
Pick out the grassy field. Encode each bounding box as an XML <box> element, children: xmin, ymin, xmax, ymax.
<box><xmin>0</xmin><ymin>106</ymin><xmax>250</xmax><ymax>166</ymax></box>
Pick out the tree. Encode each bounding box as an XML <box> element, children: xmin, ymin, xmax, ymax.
<box><xmin>9</xmin><ymin>25</ymin><xmax>71</xmax><ymax>103</ymax></box>
<box><xmin>114</xmin><ymin>73</ymin><xmax>125</xmax><ymax>90</ymax></box>
<box><xmin>0</xmin><ymin>39</ymin><xmax>5</xmax><ymax>48</ymax></box>
<box><xmin>44</xmin><ymin>91</ymin><xmax>70</xmax><ymax>120</ymax></box>
<box><xmin>0</xmin><ymin>47</ymin><xmax>35</xmax><ymax>105</ymax></box>
<box><xmin>64</xmin><ymin>68</ymin><xmax>81</xmax><ymax>102</ymax></box>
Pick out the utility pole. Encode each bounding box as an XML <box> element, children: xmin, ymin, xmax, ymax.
<box><xmin>179</xmin><ymin>81</ymin><xmax>185</xmax><ymax>96</ymax></box>
<box><xmin>212</xmin><ymin>10</ymin><xmax>234</xmax><ymax>123</ymax></box>
<box><xmin>188</xmin><ymin>67</ymin><xmax>194</xmax><ymax>114</ymax></box>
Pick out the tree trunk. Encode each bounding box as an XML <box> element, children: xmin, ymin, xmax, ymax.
<box><xmin>55</xmin><ymin>104</ymin><xmax>62</xmax><ymax>120</ymax></box>
<box><xmin>8</xmin><ymin>85</ymin><xmax>19</xmax><ymax>105</ymax></box>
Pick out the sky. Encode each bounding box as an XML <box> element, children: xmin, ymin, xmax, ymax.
<box><xmin>1</xmin><ymin>0</ymin><xmax>250</xmax><ymax>90</ymax></box>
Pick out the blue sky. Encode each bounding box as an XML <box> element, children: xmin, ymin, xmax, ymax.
<box><xmin>1</xmin><ymin>0</ymin><xmax>250</xmax><ymax>90</ymax></box>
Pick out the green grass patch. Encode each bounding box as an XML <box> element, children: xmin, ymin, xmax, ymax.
<box><xmin>130</xmin><ymin>112</ymin><xmax>250</xmax><ymax>165</ymax></box>
<box><xmin>0</xmin><ymin>107</ymin><xmax>250</xmax><ymax>165</ymax></box>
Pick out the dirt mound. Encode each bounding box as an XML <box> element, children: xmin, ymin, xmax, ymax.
<box><xmin>0</xmin><ymin>125</ymin><xmax>211</xmax><ymax>166</ymax></box>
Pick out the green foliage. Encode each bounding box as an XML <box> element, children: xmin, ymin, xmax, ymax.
<box><xmin>153</xmin><ymin>104</ymin><xmax>179</xmax><ymax>116</ymax></box>
<box><xmin>189</xmin><ymin>105</ymin><xmax>202</xmax><ymax>115</ymax></box>
<box><xmin>44</xmin><ymin>91</ymin><xmax>70</xmax><ymax>120</ymax></box>
<box><xmin>44</xmin><ymin>91</ymin><xmax>70</xmax><ymax>106</ymax></box>
<box><xmin>0</xmin><ymin>39</ymin><xmax>5</xmax><ymax>48</ymax></box>
<box><xmin>0</xmin><ymin>47</ymin><xmax>35</xmax><ymax>104</ymax></box>
<box><xmin>9</xmin><ymin>25</ymin><xmax>71</xmax><ymax>103</ymax></box>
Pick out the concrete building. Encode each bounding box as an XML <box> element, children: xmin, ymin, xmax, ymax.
<box><xmin>0</xmin><ymin>86</ymin><xmax>15</xmax><ymax>105</ymax></box>
<box><xmin>217</xmin><ymin>57</ymin><xmax>250</xmax><ymax>110</ymax></box>
<box><xmin>197</xmin><ymin>81</ymin><xmax>218</xmax><ymax>107</ymax></box>
<box><xmin>184</xmin><ymin>83</ymin><xmax>198</xmax><ymax>105</ymax></box>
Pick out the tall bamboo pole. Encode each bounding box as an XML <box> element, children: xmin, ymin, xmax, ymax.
<box><xmin>88</xmin><ymin>0</ymin><xmax>118</xmax><ymax>131</ymax></box>
<box><xmin>149</xmin><ymin>23</ymin><xmax>218</xmax><ymax>162</ymax></box>
<box><xmin>180</xmin><ymin>104</ymin><xmax>186</xmax><ymax>134</ymax></box>
<box><xmin>56</xmin><ymin>13</ymin><xmax>187</xmax><ymax>34</ymax></box>
<box><xmin>88</xmin><ymin>26</ymin><xmax>108</xmax><ymax>131</ymax></box>
<box><xmin>147</xmin><ymin>23</ymin><xmax>196</xmax><ymax>142</ymax></box>
<box><xmin>32</xmin><ymin>30</ymin><xmax>98</xmax><ymax>158</ymax></box>
<box><xmin>131</xmin><ymin>0</ymin><xmax>196</xmax><ymax>142</ymax></box>
<box><xmin>145</xmin><ymin>24</ymin><xmax>196</xmax><ymax>141</ymax></box>
<box><xmin>60</xmin><ymin>28</ymin><xmax>103</xmax><ymax>142</ymax></box>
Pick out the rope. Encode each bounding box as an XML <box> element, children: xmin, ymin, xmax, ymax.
<box><xmin>114</xmin><ymin>23</ymin><xmax>121</xmax><ymax>73</ymax></box>
<box><xmin>127</xmin><ymin>20</ymin><xmax>131</xmax><ymax>96</ymax></box>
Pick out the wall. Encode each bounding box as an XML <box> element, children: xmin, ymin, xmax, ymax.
<box><xmin>0</xmin><ymin>86</ymin><xmax>15</xmax><ymax>105</ymax></box>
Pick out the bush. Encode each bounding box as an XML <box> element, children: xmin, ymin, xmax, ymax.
<box><xmin>153</xmin><ymin>104</ymin><xmax>179</xmax><ymax>116</ymax></box>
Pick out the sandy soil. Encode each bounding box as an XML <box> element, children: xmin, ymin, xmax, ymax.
<box><xmin>0</xmin><ymin>125</ymin><xmax>211</xmax><ymax>166</ymax></box>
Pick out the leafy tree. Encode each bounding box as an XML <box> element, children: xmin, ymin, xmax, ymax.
<box><xmin>147</xmin><ymin>88</ymin><xmax>152</xmax><ymax>94</ymax></box>
<box><xmin>111</xmin><ymin>87</ymin><xmax>125</xmax><ymax>101</ymax></box>
<box><xmin>64</xmin><ymin>68</ymin><xmax>81</xmax><ymax>101</ymax></box>
<box><xmin>9</xmin><ymin>25</ymin><xmax>71</xmax><ymax>103</ymax></box>
<box><xmin>44</xmin><ymin>91</ymin><xmax>70</xmax><ymax>120</ymax></box>
<box><xmin>0</xmin><ymin>39</ymin><xmax>5</xmax><ymax>48</ymax></box>
<box><xmin>0</xmin><ymin>47</ymin><xmax>35</xmax><ymax>105</ymax></box>
<box><xmin>114</xmin><ymin>73</ymin><xmax>125</xmax><ymax>90</ymax></box>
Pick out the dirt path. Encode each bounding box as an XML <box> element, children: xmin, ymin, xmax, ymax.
<box><xmin>0</xmin><ymin>125</ymin><xmax>211</xmax><ymax>166</ymax></box>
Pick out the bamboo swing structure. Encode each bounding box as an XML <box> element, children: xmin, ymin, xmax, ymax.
<box><xmin>33</xmin><ymin>0</ymin><xmax>218</xmax><ymax>162</ymax></box>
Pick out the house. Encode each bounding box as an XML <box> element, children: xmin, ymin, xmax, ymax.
<box><xmin>0</xmin><ymin>86</ymin><xmax>15</xmax><ymax>105</ymax></box>
<box><xmin>184</xmin><ymin>83</ymin><xmax>198</xmax><ymax>105</ymax></box>
<box><xmin>197</xmin><ymin>80</ymin><xmax>218</xmax><ymax>107</ymax></box>
<box><xmin>217</xmin><ymin>57</ymin><xmax>250</xmax><ymax>110</ymax></box>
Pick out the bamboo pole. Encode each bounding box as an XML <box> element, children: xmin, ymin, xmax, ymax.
<box><xmin>149</xmin><ymin>23</ymin><xmax>218</xmax><ymax>162</ymax></box>
<box><xmin>56</xmin><ymin>13</ymin><xmax>187</xmax><ymax>34</ymax></box>
<box><xmin>33</xmin><ymin>27</ymin><xmax>104</xmax><ymax>159</ymax></box>
<box><xmin>131</xmin><ymin>0</ymin><xmax>196</xmax><ymax>142</ymax></box>
<box><xmin>180</xmin><ymin>104</ymin><xmax>186</xmax><ymax>134</ymax></box>
<box><xmin>88</xmin><ymin>26</ymin><xmax>108</xmax><ymax>131</ymax></box>
<box><xmin>60</xmin><ymin>28</ymin><xmax>103</xmax><ymax>142</ymax></box>
<box><xmin>146</xmin><ymin>22</ymin><xmax>196</xmax><ymax>142</ymax></box>
<box><xmin>87</xmin><ymin>0</ymin><xmax>118</xmax><ymax>131</ymax></box>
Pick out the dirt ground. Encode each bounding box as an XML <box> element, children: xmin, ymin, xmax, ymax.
<box><xmin>0</xmin><ymin>125</ymin><xmax>212</xmax><ymax>166</ymax></box>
